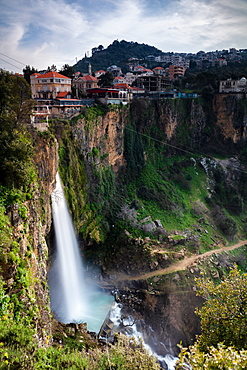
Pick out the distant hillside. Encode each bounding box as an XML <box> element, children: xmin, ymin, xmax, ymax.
<box><xmin>73</xmin><ymin>39</ymin><xmax>163</xmax><ymax>73</ymax></box>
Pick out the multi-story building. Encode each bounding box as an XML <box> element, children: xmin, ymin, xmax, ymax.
<box><xmin>219</xmin><ymin>77</ymin><xmax>247</xmax><ymax>93</ymax></box>
<box><xmin>107</xmin><ymin>65</ymin><xmax>122</xmax><ymax>77</ymax></box>
<box><xmin>125</xmin><ymin>72</ymin><xmax>137</xmax><ymax>85</ymax></box>
<box><xmin>136</xmin><ymin>74</ymin><xmax>171</xmax><ymax>92</ymax></box>
<box><xmin>30</xmin><ymin>71</ymin><xmax>71</xmax><ymax>99</ymax></box>
<box><xmin>72</xmin><ymin>75</ymin><xmax>98</xmax><ymax>95</ymax></box>
<box><xmin>30</xmin><ymin>71</ymin><xmax>91</xmax><ymax>118</ymax></box>
<box><xmin>168</xmin><ymin>65</ymin><xmax>186</xmax><ymax>80</ymax></box>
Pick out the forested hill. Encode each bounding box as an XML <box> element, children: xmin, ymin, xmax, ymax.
<box><xmin>73</xmin><ymin>39</ymin><xmax>162</xmax><ymax>73</ymax></box>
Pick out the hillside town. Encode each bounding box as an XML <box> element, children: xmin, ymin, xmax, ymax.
<box><xmin>27</xmin><ymin>46</ymin><xmax>247</xmax><ymax>128</ymax></box>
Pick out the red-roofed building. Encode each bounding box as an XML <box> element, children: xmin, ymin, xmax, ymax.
<box><xmin>95</xmin><ymin>70</ymin><xmax>106</xmax><ymax>78</ymax></box>
<box><xmin>113</xmin><ymin>76</ymin><xmax>126</xmax><ymax>85</ymax></box>
<box><xmin>30</xmin><ymin>70</ymin><xmax>93</xmax><ymax>119</ymax></box>
<box><xmin>72</xmin><ymin>74</ymin><xmax>98</xmax><ymax>96</ymax></box>
<box><xmin>153</xmin><ymin>67</ymin><xmax>165</xmax><ymax>75</ymax></box>
<box><xmin>56</xmin><ymin>91</ymin><xmax>73</xmax><ymax>99</ymax></box>
<box><xmin>30</xmin><ymin>71</ymin><xmax>71</xmax><ymax>99</ymax></box>
<box><xmin>133</xmin><ymin>66</ymin><xmax>153</xmax><ymax>75</ymax></box>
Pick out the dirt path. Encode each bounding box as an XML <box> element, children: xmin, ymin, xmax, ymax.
<box><xmin>116</xmin><ymin>239</ymin><xmax>247</xmax><ymax>282</ymax></box>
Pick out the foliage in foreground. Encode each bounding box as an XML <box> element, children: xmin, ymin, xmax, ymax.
<box><xmin>176</xmin><ymin>266</ymin><xmax>247</xmax><ymax>369</ymax></box>
<box><xmin>0</xmin><ymin>318</ymin><xmax>161</xmax><ymax>370</ymax></box>
<box><xmin>176</xmin><ymin>343</ymin><xmax>247</xmax><ymax>370</ymax></box>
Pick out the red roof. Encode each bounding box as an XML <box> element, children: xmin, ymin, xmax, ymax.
<box><xmin>56</xmin><ymin>99</ymin><xmax>81</xmax><ymax>102</ymax></box>
<box><xmin>135</xmin><ymin>66</ymin><xmax>153</xmax><ymax>73</ymax></box>
<box><xmin>56</xmin><ymin>92</ymin><xmax>71</xmax><ymax>98</ymax></box>
<box><xmin>153</xmin><ymin>67</ymin><xmax>164</xmax><ymax>70</ymax></box>
<box><xmin>87</xmin><ymin>88</ymin><xmax>119</xmax><ymax>94</ymax></box>
<box><xmin>33</xmin><ymin>71</ymin><xmax>71</xmax><ymax>79</ymax></box>
<box><xmin>114</xmin><ymin>83</ymin><xmax>131</xmax><ymax>89</ymax></box>
<box><xmin>80</xmin><ymin>75</ymin><xmax>98</xmax><ymax>81</ymax></box>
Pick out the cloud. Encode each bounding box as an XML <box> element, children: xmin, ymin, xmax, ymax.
<box><xmin>0</xmin><ymin>0</ymin><xmax>246</xmax><ymax>72</ymax></box>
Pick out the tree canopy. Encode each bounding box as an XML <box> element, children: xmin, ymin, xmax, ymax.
<box><xmin>98</xmin><ymin>71</ymin><xmax>114</xmax><ymax>87</ymax></box>
<box><xmin>23</xmin><ymin>65</ymin><xmax>38</xmax><ymax>84</ymax></box>
<box><xmin>176</xmin><ymin>266</ymin><xmax>247</xmax><ymax>369</ymax></box>
<box><xmin>59</xmin><ymin>64</ymin><xmax>75</xmax><ymax>78</ymax></box>
<box><xmin>0</xmin><ymin>70</ymin><xmax>34</xmax><ymax>188</ymax></box>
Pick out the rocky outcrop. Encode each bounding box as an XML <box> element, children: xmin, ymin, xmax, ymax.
<box><xmin>114</xmin><ymin>280</ymin><xmax>202</xmax><ymax>357</ymax></box>
<box><xmin>72</xmin><ymin>109</ymin><xmax>127</xmax><ymax>172</ymax></box>
<box><xmin>214</xmin><ymin>93</ymin><xmax>247</xmax><ymax>143</ymax></box>
<box><xmin>5</xmin><ymin>132</ymin><xmax>58</xmax><ymax>344</ymax></box>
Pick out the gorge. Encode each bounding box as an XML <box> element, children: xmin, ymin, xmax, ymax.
<box><xmin>1</xmin><ymin>78</ymin><xmax>247</xmax><ymax>368</ymax></box>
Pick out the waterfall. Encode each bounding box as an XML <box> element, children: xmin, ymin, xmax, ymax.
<box><xmin>48</xmin><ymin>172</ymin><xmax>113</xmax><ymax>332</ymax></box>
<box><xmin>108</xmin><ymin>303</ymin><xmax>179</xmax><ymax>370</ymax></box>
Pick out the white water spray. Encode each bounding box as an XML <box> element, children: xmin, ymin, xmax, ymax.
<box><xmin>109</xmin><ymin>303</ymin><xmax>178</xmax><ymax>370</ymax></box>
<box><xmin>49</xmin><ymin>173</ymin><xmax>113</xmax><ymax>332</ymax></box>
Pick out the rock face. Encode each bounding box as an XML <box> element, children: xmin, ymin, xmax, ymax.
<box><xmin>116</xmin><ymin>281</ymin><xmax>202</xmax><ymax>357</ymax></box>
<box><xmin>73</xmin><ymin>109</ymin><xmax>127</xmax><ymax>172</ymax></box>
<box><xmin>5</xmin><ymin>132</ymin><xmax>58</xmax><ymax>344</ymax></box>
<box><xmin>17</xmin><ymin>94</ymin><xmax>245</xmax><ymax>346</ymax></box>
<box><xmin>214</xmin><ymin>93</ymin><xmax>247</xmax><ymax>143</ymax></box>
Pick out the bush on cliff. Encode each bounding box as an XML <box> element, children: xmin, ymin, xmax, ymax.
<box><xmin>176</xmin><ymin>266</ymin><xmax>247</xmax><ymax>369</ymax></box>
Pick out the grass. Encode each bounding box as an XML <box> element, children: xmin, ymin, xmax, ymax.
<box><xmin>124</xmin><ymin>155</ymin><xmax>210</xmax><ymax>234</ymax></box>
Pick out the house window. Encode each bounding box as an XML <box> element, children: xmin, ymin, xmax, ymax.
<box><xmin>55</xmin><ymin>79</ymin><xmax>60</xmax><ymax>82</ymax></box>
<box><xmin>42</xmin><ymin>79</ymin><xmax>47</xmax><ymax>82</ymax></box>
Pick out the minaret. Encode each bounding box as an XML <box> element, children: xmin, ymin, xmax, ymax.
<box><xmin>88</xmin><ymin>62</ymin><xmax>92</xmax><ymax>75</ymax></box>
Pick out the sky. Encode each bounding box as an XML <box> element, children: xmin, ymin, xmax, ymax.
<box><xmin>0</xmin><ymin>0</ymin><xmax>247</xmax><ymax>73</ymax></box>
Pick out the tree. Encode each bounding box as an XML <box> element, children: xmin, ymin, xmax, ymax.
<box><xmin>98</xmin><ymin>72</ymin><xmax>114</xmax><ymax>87</ymax></box>
<box><xmin>23</xmin><ymin>65</ymin><xmax>38</xmax><ymax>84</ymax></box>
<box><xmin>0</xmin><ymin>70</ymin><xmax>34</xmax><ymax>188</ymax></box>
<box><xmin>47</xmin><ymin>64</ymin><xmax>57</xmax><ymax>71</ymax></box>
<box><xmin>59</xmin><ymin>64</ymin><xmax>75</xmax><ymax>78</ymax></box>
<box><xmin>195</xmin><ymin>266</ymin><xmax>247</xmax><ymax>351</ymax></box>
<box><xmin>176</xmin><ymin>266</ymin><xmax>247</xmax><ymax>369</ymax></box>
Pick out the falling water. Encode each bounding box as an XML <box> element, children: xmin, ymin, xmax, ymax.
<box><xmin>108</xmin><ymin>303</ymin><xmax>179</xmax><ymax>370</ymax></box>
<box><xmin>49</xmin><ymin>173</ymin><xmax>113</xmax><ymax>332</ymax></box>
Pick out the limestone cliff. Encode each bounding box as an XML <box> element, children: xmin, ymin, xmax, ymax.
<box><xmin>213</xmin><ymin>93</ymin><xmax>247</xmax><ymax>143</ymax></box>
<box><xmin>3</xmin><ymin>131</ymin><xmax>58</xmax><ymax>344</ymax></box>
<box><xmin>72</xmin><ymin>108</ymin><xmax>127</xmax><ymax>172</ymax></box>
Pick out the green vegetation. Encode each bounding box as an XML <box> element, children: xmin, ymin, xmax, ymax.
<box><xmin>0</xmin><ymin>70</ymin><xmax>36</xmax><ymax>188</ymax></box>
<box><xmin>2</xmin><ymin>63</ymin><xmax>247</xmax><ymax>369</ymax></box>
<box><xmin>57</xmin><ymin>97</ymin><xmax>247</xmax><ymax>272</ymax></box>
<box><xmin>0</xmin><ymin>322</ymin><xmax>161</xmax><ymax>370</ymax></box>
<box><xmin>176</xmin><ymin>267</ymin><xmax>247</xmax><ymax>369</ymax></box>
<box><xmin>74</xmin><ymin>39</ymin><xmax>162</xmax><ymax>73</ymax></box>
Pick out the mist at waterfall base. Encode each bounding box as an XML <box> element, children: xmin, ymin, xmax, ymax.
<box><xmin>48</xmin><ymin>173</ymin><xmax>113</xmax><ymax>333</ymax></box>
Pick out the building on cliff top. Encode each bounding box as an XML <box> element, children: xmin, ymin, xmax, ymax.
<box><xmin>72</xmin><ymin>74</ymin><xmax>98</xmax><ymax>97</ymax></box>
<box><xmin>219</xmin><ymin>77</ymin><xmax>247</xmax><ymax>93</ymax></box>
<box><xmin>30</xmin><ymin>71</ymin><xmax>93</xmax><ymax>124</ymax></box>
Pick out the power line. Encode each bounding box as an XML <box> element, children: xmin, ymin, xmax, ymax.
<box><xmin>0</xmin><ymin>52</ymin><xmax>26</xmax><ymax>66</ymax></box>
<box><xmin>125</xmin><ymin>126</ymin><xmax>247</xmax><ymax>175</ymax></box>
<box><xmin>0</xmin><ymin>58</ymin><xmax>23</xmax><ymax>71</ymax></box>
